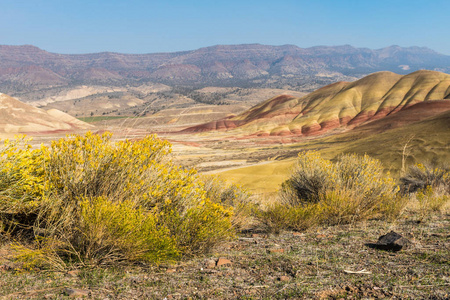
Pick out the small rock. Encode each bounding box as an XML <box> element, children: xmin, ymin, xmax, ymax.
<box><xmin>216</xmin><ymin>257</ymin><xmax>232</xmax><ymax>267</ymax></box>
<box><xmin>64</xmin><ymin>288</ymin><xmax>91</xmax><ymax>298</ymax></box>
<box><xmin>267</xmin><ymin>248</ymin><xmax>284</xmax><ymax>254</ymax></box>
<box><xmin>278</xmin><ymin>275</ymin><xmax>290</xmax><ymax>282</ymax></box>
<box><xmin>67</xmin><ymin>270</ymin><xmax>80</xmax><ymax>277</ymax></box>
<box><xmin>204</xmin><ymin>259</ymin><xmax>216</xmax><ymax>269</ymax></box>
<box><xmin>166</xmin><ymin>293</ymin><xmax>182</xmax><ymax>299</ymax></box>
<box><xmin>366</xmin><ymin>231</ymin><xmax>411</xmax><ymax>252</ymax></box>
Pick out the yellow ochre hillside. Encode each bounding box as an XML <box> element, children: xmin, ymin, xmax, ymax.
<box><xmin>185</xmin><ymin>70</ymin><xmax>450</xmax><ymax>136</ymax></box>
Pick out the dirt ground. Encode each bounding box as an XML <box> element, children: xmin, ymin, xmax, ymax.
<box><xmin>1</xmin><ymin>210</ymin><xmax>448</xmax><ymax>299</ymax></box>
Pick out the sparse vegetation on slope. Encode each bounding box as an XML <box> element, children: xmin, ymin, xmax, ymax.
<box><xmin>2</xmin><ymin>44</ymin><xmax>450</xmax><ymax>94</ymax></box>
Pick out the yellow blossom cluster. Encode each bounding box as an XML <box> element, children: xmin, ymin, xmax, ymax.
<box><xmin>266</xmin><ymin>151</ymin><xmax>404</xmax><ymax>230</ymax></box>
<box><xmin>0</xmin><ymin>132</ymin><xmax>234</xmax><ymax>265</ymax></box>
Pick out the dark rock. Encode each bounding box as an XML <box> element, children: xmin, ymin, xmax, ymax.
<box><xmin>366</xmin><ymin>231</ymin><xmax>411</xmax><ymax>252</ymax></box>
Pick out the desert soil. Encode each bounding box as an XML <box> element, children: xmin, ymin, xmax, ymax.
<box><xmin>0</xmin><ymin>211</ymin><xmax>448</xmax><ymax>299</ymax></box>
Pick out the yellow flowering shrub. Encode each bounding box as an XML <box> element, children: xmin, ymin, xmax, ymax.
<box><xmin>201</xmin><ymin>175</ymin><xmax>254</xmax><ymax>230</ymax></box>
<box><xmin>0</xmin><ymin>132</ymin><xmax>235</xmax><ymax>266</ymax></box>
<box><xmin>0</xmin><ymin>136</ymin><xmax>46</xmax><ymax>214</ymax></box>
<box><xmin>78</xmin><ymin>196</ymin><xmax>178</xmax><ymax>264</ymax></box>
<box><xmin>173</xmin><ymin>198</ymin><xmax>234</xmax><ymax>255</ymax></box>
<box><xmin>262</xmin><ymin>151</ymin><xmax>404</xmax><ymax>231</ymax></box>
<box><xmin>280</xmin><ymin>150</ymin><xmax>336</xmax><ymax>205</ymax></box>
<box><xmin>400</xmin><ymin>163</ymin><xmax>449</xmax><ymax>193</ymax></box>
<box><xmin>414</xmin><ymin>186</ymin><xmax>449</xmax><ymax>221</ymax></box>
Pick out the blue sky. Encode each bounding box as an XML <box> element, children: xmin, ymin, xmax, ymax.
<box><xmin>1</xmin><ymin>0</ymin><xmax>449</xmax><ymax>54</ymax></box>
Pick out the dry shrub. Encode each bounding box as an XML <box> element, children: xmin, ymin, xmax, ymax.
<box><xmin>255</xmin><ymin>202</ymin><xmax>318</xmax><ymax>234</ymax></box>
<box><xmin>201</xmin><ymin>175</ymin><xmax>255</xmax><ymax>231</ymax></box>
<box><xmin>0</xmin><ymin>132</ymin><xmax>235</xmax><ymax>267</ymax></box>
<box><xmin>172</xmin><ymin>199</ymin><xmax>233</xmax><ymax>255</ymax></box>
<box><xmin>400</xmin><ymin>162</ymin><xmax>449</xmax><ymax>221</ymax></box>
<box><xmin>400</xmin><ymin>163</ymin><xmax>450</xmax><ymax>194</ymax></box>
<box><xmin>280</xmin><ymin>151</ymin><xmax>335</xmax><ymax>205</ymax></box>
<box><xmin>259</xmin><ymin>151</ymin><xmax>403</xmax><ymax>232</ymax></box>
<box><xmin>11</xmin><ymin>240</ymin><xmax>66</xmax><ymax>271</ymax></box>
<box><xmin>413</xmin><ymin>186</ymin><xmax>449</xmax><ymax>221</ymax></box>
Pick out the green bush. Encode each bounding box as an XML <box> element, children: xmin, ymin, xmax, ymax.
<box><xmin>0</xmin><ymin>132</ymin><xmax>235</xmax><ymax>266</ymax></box>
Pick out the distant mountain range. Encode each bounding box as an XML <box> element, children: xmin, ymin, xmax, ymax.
<box><xmin>1</xmin><ymin>44</ymin><xmax>450</xmax><ymax>93</ymax></box>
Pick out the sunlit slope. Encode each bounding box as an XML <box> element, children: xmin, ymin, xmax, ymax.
<box><xmin>338</xmin><ymin>109</ymin><xmax>450</xmax><ymax>174</ymax></box>
<box><xmin>217</xmin><ymin>159</ymin><xmax>296</xmax><ymax>194</ymax></box>
<box><xmin>217</xmin><ymin>106</ymin><xmax>450</xmax><ymax>193</ymax></box>
<box><xmin>186</xmin><ymin>70</ymin><xmax>450</xmax><ymax>136</ymax></box>
<box><xmin>0</xmin><ymin>92</ymin><xmax>93</xmax><ymax>134</ymax></box>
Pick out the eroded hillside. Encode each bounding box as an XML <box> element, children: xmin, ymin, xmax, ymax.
<box><xmin>185</xmin><ymin>70</ymin><xmax>450</xmax><ymax>137</ymax></box>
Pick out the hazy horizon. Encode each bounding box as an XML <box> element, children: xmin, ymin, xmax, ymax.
<box><xmin>2</xmin><ymin>43</ymin><xmax>446</xmax><ymax>56</ymax></box>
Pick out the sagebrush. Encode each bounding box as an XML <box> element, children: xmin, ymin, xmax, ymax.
<box><xmin>400</xmin><ymin>162</ymin><xmax>449</xmax><ymax>193</ymax></box>
<box><xmin>258</xmin><ymin>151</ymin><xmax>404</xmax><ymax>232</ymax></box>
<box><xmin>0</xmin><ymin>132</ymin><xmax>236</xmax><ymax>266</ymax></box>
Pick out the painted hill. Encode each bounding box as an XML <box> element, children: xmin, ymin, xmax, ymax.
<box><xmin>184</xmin><ymin>70</ymin><xmax>450</xmax><ymax>136</ymax></box>
<box><xmin>0</xmin><ymin>92</ymin><xmax>93</xmax><ymax>134</ymax></box>
<box><xmin>215</xmin><ymin>108</ymin><xmax>450</xmax><ymax>193</ymax></box>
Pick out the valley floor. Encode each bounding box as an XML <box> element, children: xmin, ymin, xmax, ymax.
<box><xmin>1</xmin><ymin>211</ymin><xmax>448</xmax><ymax>299</ymax></box>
